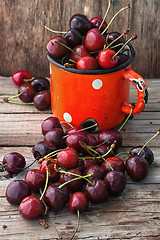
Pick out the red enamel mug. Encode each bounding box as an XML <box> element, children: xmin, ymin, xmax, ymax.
<box><xmin>47</xmin><ymin>43</ymin><xmax>148</xmax><ymax>131</ymax></box>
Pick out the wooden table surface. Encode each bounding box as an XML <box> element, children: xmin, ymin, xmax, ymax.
<box><xmin>0</xmin><ymin>76</ymin><xmax>160</xmax><ymax>240</ymax></box>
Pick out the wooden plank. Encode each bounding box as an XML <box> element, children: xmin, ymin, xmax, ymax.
<box><xmin>1</xmin><ymin>1</ymin><xmax>159</xmax><ymax>78</ymax></box>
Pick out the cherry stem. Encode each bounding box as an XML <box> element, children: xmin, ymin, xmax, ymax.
<box><xmin>98</xmin><ymin>0</ymin><xmax>112</xmax><ymax>30</ymax></box>
<box><xmin>0</xmin><ymin>163</ymin><xmax>7</xmax><ymax>168</ymax></box>
<box><xmin>60</xmin><ymin>121</ymin><xmax>74</xmax><ymax>128</ymax></box>
<box><xmin>80</xmin><ymin>141</ymin><xmax>114</xmax><ymax>171</ymax></box>
<box><xmin>38</xmin><ymin>149</ymin><xmax>63</xmax><ymax>163</ymax></box>
<box><xmin>112</xmin><ymin>35</ymin><xmax>138</xmax><ymax>59</ymax></box>
<box><xmin>106</xmin><ymin>28</ymin><xmax>130</xmax><ymax>49</ymax></box>
<box><xmin>118</xmin><ymin>105</ymin><xmax>134</xmax><ymax>132</ymax></box>
<box><xmin>39</xmin><ymin>219</ymin><xmax>61</xmax><ymax>240</ymax></box>
<box><xmin>115</xmin><ymin>152</ymin><xmax>129</xmax><ymax>157</ymax></box>
<box><xmin>45</xmin><ymin>25</ymin><xmax>67</xmax><ymax>34</ymax></box>
<box><xmin>101</xmin><ymin>4</ymin><xmax>130</xmax><ymax>35</ymax></box>
<box><xmin>3</xmin><ymin>100</ymin><xmax>34</xmax><ymax>105</ymax></box>
<box><xmin>69</xmin><ymin>59</ymin><xmax>77</xmax><ymax>64</ymax></box>
<box><xmin>23</xmin><ymin>77</ymin><xmax>34</xmax><ymax>82</ymax></box>
<box><xmin>40</xmin><ymin>166</ymin><xmax>49</xmax><ymax>200</ymax></box>
<box><xmin>55</xmin><ymin>41</ymin><xmax>80</xmax><ymax>58</ymax></box>
<box><xmin>70</xmin><ymin>209</ymin><xmax>80</xmax><ymax>240</ymax></box>
<box><xmin>109</xmin><ymin>43</ymin><xmax>124</xmax><ymax>49</ymax></box>
<box><xmin>58</xmin><ymin>170</ymin><xmax>93</xmax><ymax>186</ymax></box>
<box><xmin>137</xmin><ymin>129</ymin><xmax>160</xmax><ymax>156</ymax></box>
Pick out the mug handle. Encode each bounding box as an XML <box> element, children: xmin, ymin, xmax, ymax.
<box><xmin>121</xmin><ymin>69</ymin><xmax>148</xmax><ymax>114</ymax></box>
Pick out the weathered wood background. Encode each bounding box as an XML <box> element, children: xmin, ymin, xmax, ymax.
<box><xmin>1</xmin><ymin>0</ymin><xmax>160</xmax><ymax>78</ymax></box>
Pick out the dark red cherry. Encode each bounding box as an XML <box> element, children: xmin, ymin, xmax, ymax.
<box><xmin>68</xmin><ymin>192</ymin><xmax>89</xmax><ymax>213</ymax></box>
<box><xmin>57</xmin><ymin>147</ymin><xmax>79</xmax><ymax>170</ymax></box>
<box><xmin>33</xmin><ymin>90</ymin><xmax>51</xmax><ymax>111</ymax></box>
<box><xmin>3</xmin><ymin>152</ymin><xmax>26</xmax><ymax>174</ymax></box>
<box><xmin>70</xmin><ymin>44</ymin><xmax>90</xmax><ymax>62</ymax></box>
<box><xmin>84</xmin><ymin>28</ymin><xmax>106</xmax><ymax>51</ymax></box>
<box><xmin>98</xmin><ymin>129</ymin><xmax>123</xmax><ymax>152</ymax></box>
<box><xmin>44</xmin><ymin>128</ymin><xmax>65</xmax><ymax>147</ymax></box>
<box><xmin>32</xmin><ymin>141</ymin><xmax>57</xmax><ymax>160</ymax></box>
<box><xmin>31</xmin><ymin>77</ymin><xmax>50</xmax><ymax>92</ymax></box>
<box><xmin>44</xmin><ymin>182</ymin><xmax>69</xmax><ymax>211</ymax></box>
<box><xmin>104</xmin><ymin>170</ymin><xmax>126</xmax><ymax>195</ymax></box>
<box><xmin>84</xmin><ymin>179</ymin><xmax>108</xmax><ymax>204</ymax></box>
<box><xmin>25</xmin><ymin>169</ymin><xmax>46</xmax><ymax>192</ymax></box>
<box><xmin>77</xmin><ymin>56</ymin><xmax>99</xmax><ymax>70</ymax></box>
<box><xmin>125</xmin><ymin>155</ymin><xmax>149</xmax><ymax>181</ymax></box>
<box><xmin>69</xmin><ymin>14</ymin><xmax>91</xmax><ymax>35</ymax></box>
<box><xmin>83</xmin><ymin>164</ymin><xmax>105</xmax><ymax>181</ymax></box>
<box><xmin>64</xmin><ymin>28</ymin><xmax>82</xmax><ymax>48</ymax></box>
<box><xmin>101</xmin><ymin>157</ymin><xmax>125</xmax><ymax>173</ymax></box>
<box><xmin>6</xmin><ymin>180</ymin><xmax>31</xmax><ymax>205</ymax></box>
<box><xmin>95</xmin><ymin>145</ymin><xmax>115</xmax><ymax>165</ymax></box>
<box><xmin>60</xmin><ymin>169</ymin><xmax>84</xmax><ymax>192</ymax></box>
<box><xmin>18</xmin><ymin>82</ymin><xmax>35</xmax><ymax>103</ymax></box>
<box><xmin>47</xmin><ymin>36</ymin><xmax>69</xmax><ymax>58</ymax></box>
<box><xmin>41</xmin><ymin>116</ymin><xmax>62</xmax><ymax>136</ymax></box>
<box><xmin>66</xmin><ymin>132</ymin><xmax>89</xmax><ymax>151</ymax></box>
<box><xmin>90</xmin><ymin>17</ymin><xmax>107</xmax><ymax>32</ymax></box>
<box><xmin>12</xmin><ymin>70</ymin><xmax>32</xmax><ymax>86</ymax></box>
<box><xmin>107</xmin><ymin>32</ymin><xmax>125</xmax><ymax>51</ymax></box>
<box><xmin>117</xmin><ymin>53</ymin><xmax>129</xmax><ymax>65</ymax></box>
<box><xmin>87</xmin><ymin>135</ymin><xmax>98</xmax><ymax>147</ymax></box>
<box><xmin>98</xmin><ymin>49</ymin><xmax>118</xmax><ymax>69</ymax></box>
<box><xmin>78</xmin><ymin>156</ymin><xmax>98</xmax><ymax>173</ymax></box>
<box><xmin>40</xmin><ymin>158</ymin><xmax>60</xmax><ymax>183</ymax></box>
<box><xmin>129</xmin><ymin>146</ymin><xmax>154</xmax><ymax>165</ymax></box>
<box><xmin>19</xmin><ymin>195</ymin><xmax>45</xmax><ymax>220</ymax></box>
<box><xmin>65</xmin><ymin>125</ymin><xmax>84</xmax><ymax>136</ymax></box>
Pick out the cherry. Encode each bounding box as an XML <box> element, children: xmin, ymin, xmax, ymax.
<box><xmin>125</xmin><ymin>155</ymin><xmax>149</xmax><ymax>181</ymax></box>
<box><xmin>40</xmin><ymin>159</ymin><xmax>60</xmax><ymax>183</ymax></box>
<box><xmin>18</xmin><ymin>82</ymin><xmax>35</xmax><ymax>103</ymax></box>
<box><xmin>101</xmin><ymin>157</ymin><xmax>125</xmax><ymax>173</ymax></box>
<box><xmin>77</xmin><ymin>56</ymin><xmax>99</xmax><ymax>70</ymax></box>
<box><xmin>104</xmin><ymin>170</ymin><xmax>126</xmax><ymax>195</ymax></box>
<box><xmin>2</xmin><ymin>152</ymin><xmax>26</xmax><ymax>174</ymax></box>
<box><xmin>25</xmin><ymin>169</ymin><xmax>46</xmax><ymax>192</ymax></box>
<box><xmin>98</xmin><ymin>49</ymin><xmax>118</xmax><ymax>69</ymax></box>
<box><xmin>87</xmin><ymin>135</ymin><xmax>98</xmax><ymax>147</ymax></box>
<box><xmin>70</xmin><ymin>44</ymin><xmax>90</xmax><ymax>62</ymax></box>
<box><xmin>32</xmin><ymin>141</ymin><xmax>57</xmax><ymax>160</ymax></box>
<box><xmin>107</xmin><ymin>32</ymin><xmax>125</xmax><ymax>51</ymax></box>
<box><xmin>41</xmin><ymin>116</ymin><xmax>62</xmax><ymax>136</ymax></box>
<box><xmin>78</xmin><ymin>156</ymin><xmax>98</xmax><ymax>173</ymax></box>
<box><xmin>12</xmin><ymin>70</ymin><xmax>32</xmax><ymax>86</ymax></box>
<box><xmin>60</xmin><ymin>169</ymin><xmax>84</xmax><ymax>192</ymax></box>
<box><xmin>69</xmin><ymin>14</ymin><xmax>91</xmax><ymax>35</ymax></box>
<box><xmin>68</xmin><ymin>192</ymin><xmax>89</xmax><ymax>213</ymax></box>
<box><xmin>19</xmin><ymin>195</ymin><xmax>45</xmax><ymax>220</ymax></box>
<box><xmin>98</xmin><ymin>129</ymin><xmax>123</xmax><ymax>152</ymax></box>
<box><xmin>129</xmin><ymin>146</ymin><xmax>154</xmax><ymax>165</ymax></box>
<box><xmin>31</xmin><ymin>77</ymin><xmax>50</xmax><ymax>92</ymax></box>
<box><xmin>44</xmin><ymin>182</ymin><xmax>69</xmax><ymax>211</ymax></box>
<box><xmin>6</xmin><ymin>180</ymin><xmax>31</xmax><ymax>205</ymax></box>
<box><xmin>66</xmin><ymin>132</ymin><xmax>89</xmax><ymax>151</ymax></box>
<box><xmin>117</xmin><ymin>53</ymin><xmax>129</xmax><ymax>65</ymax></box>
<box><xmin>65</xmin><ymin>125</ymin><xmax>84</xmax><ymax>136</ymax></box>
<box><xmin>44</xmin><ymin>128</ymin><xmax>65</xmax><ymax>147</ymax></box>
<box><xmin>90</xmin><ymin>17</ymin><xmax>107</xmax><ymax>32</ymax></box>
<box><xmin>46</xmin><ymin>36</ymin><xmax>69</xmax><ymax>58</ymax></box>
<box><xmin>33</xmin><ymin>90</ymin><xmax>51</xmax><ymax>111</ymax></box>
<box><xmin>83</xmin><ymin>164</ymin><xmax>105</xmax><ymax>181</ymax></box>
<box><xmin>64</xmin><ymin>28</ymin><xmax>82</xmax><ymax>48</ymax></box>
<box><xmin>84</xmin><ymin>28</ymin><xmax>106</xmax><ymax>52</ymax></box>
<box><xmin>84</xmin><ymin>179</ymin><xmax>108</xmax><ymax>204</ymax></box>
<box><xmin>57</xmin><ymin>147</ymin><xmax>79</xmax><ymax>170</ymax></box>
<box><xmin>95</xmin><ymin>145</ymin><xmax>115</xmax><ymax>165</ymax></box>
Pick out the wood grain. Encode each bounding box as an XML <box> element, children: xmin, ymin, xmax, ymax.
<box><xmin>1</xmin><ymin>0</ymin><xmax>159</xmax><ymax>78</ymax></box>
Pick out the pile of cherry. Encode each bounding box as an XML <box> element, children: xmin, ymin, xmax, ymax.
<box><xmin>3</xmin><ymin>115</ymin><xmax>157</xmax><ymax>227</ymax></box>
<box><xmin>3</xmin><ymin>70</ymin><xmax>51</xmax><ymax>111</ymax></box>
<box><xmin>46</xmin><ymin>3</ymin><xmax>135</xmax><ymax>70</ymax></box>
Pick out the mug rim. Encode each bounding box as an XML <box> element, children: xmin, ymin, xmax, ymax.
<box><xmin>47</xmin><ymin>43</ymin><xmax>135</xmax><ymax>75</ymax></box>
